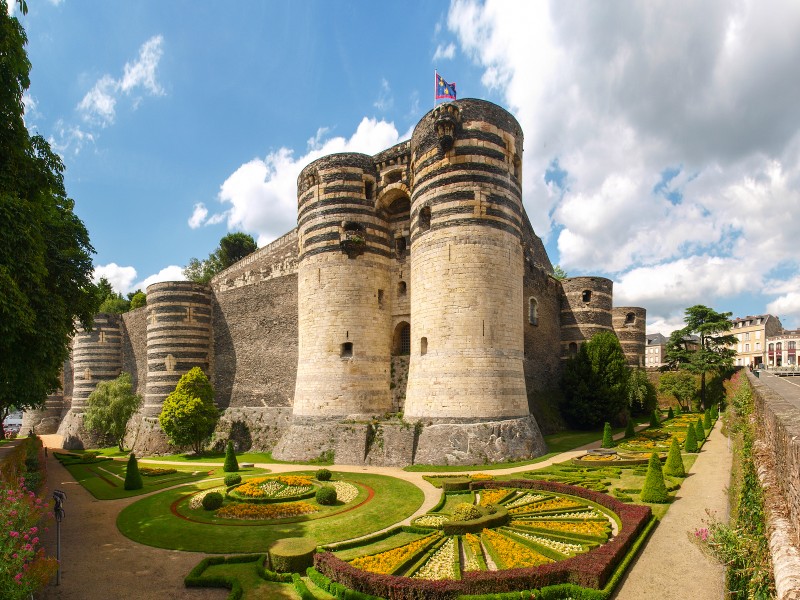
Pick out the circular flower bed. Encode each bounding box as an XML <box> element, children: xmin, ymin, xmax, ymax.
<box><xmin>228</xmin><ymin>475</ymin><xmax>316</xmax><ymax>503</ymax></box>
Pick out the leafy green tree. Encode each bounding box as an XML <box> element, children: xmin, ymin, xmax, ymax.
<box><xmin>665</xmin><ymin>305</ymin><xmax>737</xmax><ymax>409</ymax></box>
<box><xmin>560</xmin><ymin>331</ymin><xmax>630</xmax><ymax>429</ymax></box>
<box><xmin>552</xmin><ymin>264</ymin><xmax>567</xmax><ymax>280</ymax></box>
<box><xmin>124</xmin><ymin>453</ymin><xmax>143</xmax><ymax>490</ymax></box>
<box><xmin>184</xmin><ymin>232</ymin><xmax>257</xmax><ymax>284</ymax></box>
<box><xmin>129</xmin><ymin>291</ymin><xmax>146</xmax><ymax>310</ymax></box>
<box><xmin>658</xmin><ymin>370</ymin><xmax>698</xmax><ymax>412</ymax></box>
<box><xmin>95</xmin><ymin>276</ymin><xmax>130</xmax><ymax>314</ymax></box>
<box><xmin>84</xmin><ymin>372</ymin><xmax>142</xmax><ymax>451</ymax></box>
<box><xmin>0</xmin><ymin>3</ymin><xmax>99</xmax><ymax>438</ymax></box>
<box><xmin>627</xmin><ymin>368</ymin><xmax>657</xmax><ymax>415</ymax></box>
<box><xmin>158</xmin><ymin>367</ymin><xmax>219</xmax><ymax>454</ymax></box>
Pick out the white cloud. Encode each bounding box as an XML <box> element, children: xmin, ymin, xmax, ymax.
<box><xmin>373</xmin><ymin>79</ymin><xmax>394</xmax><ymax>112</ymax></box>
<box><xmin>137</xmin><ymin>265</ymin><xmax>185</xmax><ymax>291</ymax></box>
<box><xmin>93</xmin><ymin>263</ymin><xmax>185</xmax><ymax>296</ymax></box>
<box><xmin>433</xmin><ymin>42</ymin><xmax>456</xmax><ymax>61</ymax></box>
<box><xmin>48</xmin><ymin>119</ymin><xmax>95</xmax><ymax>155</ymax></box>
<box><xmin>213</xmin><ymin>116</ymin><xmax>403</xmax><ymax>245</ymax></box>
<box><xmin>78</xmin><ymin>35</ymin><xmax>165</xmax><ymax>126</ymax></box>
<box><xmin>188</xmin><ymin>203</ymin><xmax>209</xmax><ymax>229</ymax></box>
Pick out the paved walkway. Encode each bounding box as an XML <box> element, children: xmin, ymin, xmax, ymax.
<box><xmin>613</xmin><ymin>422</ymin><xmax>730</xmax><ymax>599</ymax></box>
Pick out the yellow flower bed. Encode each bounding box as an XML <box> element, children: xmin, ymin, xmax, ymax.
<box><xmin>464</xmin><ymin>533</ymin><xmax>484</xmax><ymax>571</ymax></box>
<box><xmin>511</xmin><ymin>519</ymin><xmax>608</xmax><ymax>536</ymax></box>
<box><xmin>276</xmin><ymin>475</ymin><xmax>313</xmax><ymax>487</ymax></box>
<box><xmin>470</xmin><ymin>473</ymin><xmax>494</xmax><ymax>480</ymax></box>
<box><xmin>235</xmin><ymin>477</ymin><xmax>270</xmax><ymax>498</ymax></box>
<box><xmin>579</xmin><ymin>454</ymin><xmax>618</xmax><ymax>461</ymax></box>
<box><xmin>350</xmin><ymin>533</ymin><xmax>440</xmax><ymax>575</ymax></box>
<box><xmin>510</xmin><ymin>497</ymin><xmax>582</xmax><ymax>514</ymax></box>
<box><xmin>481</xmin><ymin>529</ymin><xmax>553</xmax><ymax>568</ymax></box>
<box><xmin>479</xmin><ymin>488</ymin><xmax>511</xmax><ymax>506</ymax></box>
<box><xmin>216</xmin><ymin>501</ymin><xmax>317</xmax><ymax>520</ymax></box>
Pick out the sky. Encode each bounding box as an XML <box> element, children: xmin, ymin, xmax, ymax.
<box><xmin>10</xmin><ymin>0</ymin><xmax>800</xmax><ymax>334</ymax></box>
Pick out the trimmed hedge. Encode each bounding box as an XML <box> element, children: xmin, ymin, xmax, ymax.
<box><xmin>269</xmin><ymin>537</ymin><xmax>317</xmax><ymax>573</ymax></box>
<box><xmin>663</xmin><ymin>438</ymin><xmax>685</xmax><ymax>477</ymax></box>
<box><xmin>442</xmin><ymin>477</ymin><xmax>472</xmax><ymax>492</ymax></box>
<box><xmin>639</xmin><ymin>453</ymin><xmax>669</xmax><ymax>503</ymax></box>
<box><xmin>202</xmin><ymin>491</ymin><xmax>223</xmax><ymax>510</ymax></box>
<box><xmin>316</xmin><ymin>486</ymin><xmax>337</xmax><ymax>505</ymax></box>
<box><xmin>601</xmin><ymin>423</ymin><xmax>614</xmax><ymax>448</ymax></box>
<box><xmin>223</xmin><ymin>441</ymin><xmax>239</xmax><ymax>473</ymax></box>
<box><xmin>314</xmin><ymin>480</ymin><xmax>651</xmax><ymax>599</ymax></box>
<box><xmin>224</xmin><ymin>473</ymin><xmax>242</xmax><ymax>486</ymax></box>
<box><xmin>684</xmin><ymin>424</ymin><xmax>698</xmax><ymax>453</ymax></box>
<box><xmin>185</xmin><ymin>553</ymin><xmax>294</xmax><ymax>599</ymax></box>
<box><xmin>442</xmin><ymin>506</ymin><xmax>508</xmax><ymax>536</ymax></box>
<box><xmin>316</xmin><ymin>468</ymin><xmax>332</xmax><ymax>481</ymax></box>
<box><xmin>124</xmin><ymin>453</ymin><xmax>143</xmax><ymax>491</ymax></box>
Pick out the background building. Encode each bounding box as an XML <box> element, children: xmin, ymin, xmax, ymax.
<box><xmin>730</xmin><ymin>314</ymin><xmax>783</xmax><ymax>368</ymax></box>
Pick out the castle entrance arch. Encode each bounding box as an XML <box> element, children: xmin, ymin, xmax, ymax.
<box><xmin>391</xmin><ymin>321</ymin><xmax>411</xmax><ymax>412</ymax></box>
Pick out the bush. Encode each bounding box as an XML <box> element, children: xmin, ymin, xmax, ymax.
<box><xmin>624</xmin><ymin>418</ymin><xmax>635</xmax><ymax>439</ymax></box>
<box><xmin>451</xmin><ymin>502</ymin><xmax>482</xmax><ymax>522</ymax></box>
<box><xmin>684</xmin><ymin>424</ymin><xmax>698</xmax><ymax>453</ymax></box>
<box><xmin>667</xmin><ymin>406</ymin><xmax>675</xmax><ymax>419</ymax></box>
<box><xmin>711</xmin><ymin>404</ymin><xmax>719</xmax><ymax>420</ymax></box>
<box><xmin>441</xmin><ymin>477</ymin><xmax>471</xmax><ymax>491</ymax></box>
<box><xmin>649</xmin><ymin>409</ymin><xmax>660</xmax><ymax>428</ymax></box>
<box><xmin>202</xmin><ymin>491</ymin><xmax>224</xmax><ymax>511</ymax></box>
<box><xmin>315</xmin><ymin>486</ymin><xmax>337</xmax><ymax>506</ymax></box>
<box><xmin>224</xmin><ymin>473</ymin><xmax>242</xmax><ymax>486</ymax></box>
<box><xmin>663</xmin><ymin>437</ymin><xmax>685</xmax><ymax>477</ymax></box>
<box><xmin>124</xmin><ymin>453</ymin><xmax>143</xmax><ymax>490</ymax></box>
<box><xmin>315</xmin><ymin>468</ymin><xmax>332</xmax><ymax>481</ymax></box>
<box><xmin>695</xmin><ymin>418</ymin><xmax>705</xmax><ymax>441</ymax></box>
<box><xmin>269</xmin><ymin>538</ymin><xmax>317</xmax><ymax>573</ymax></box>
<box><xmin>223</xmin><ymin>441</ymin><xmax>239</xmax><ymax>473</ymax></box>
<box><xmin>639</xmin><ymin>453</ymin><xmax>669</xmax><ymax>503</ymax></box>
<box><xmin>704</xmin><ymin>409</ymin><xmax>712</xmax><ymax>430</ymax></box>
<box><xmin>601</xmin><ymin>422</ymin><xmax>614</xmax><ymax>448</ymax></box>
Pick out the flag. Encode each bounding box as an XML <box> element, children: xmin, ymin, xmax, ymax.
<box><xmin>435</xmin><ymin>73</ymin><xmax>457</xmax><ymax>101</ymax></box>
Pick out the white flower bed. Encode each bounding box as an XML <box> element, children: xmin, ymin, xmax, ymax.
<box><xmin>273</xmin><ymin>484</ymin><xmax>312</xmax><ymax>498</ymax></box>
<box><xmin>412</xmin><ymin>538</ymin><xmax>455</xmax><ymax>580</ymax></box>
<box><xmin>510</xmin><ymin>530</ymin><xmax>584</xmax><ymax>555</ymax></box>
<box><xmin>528</xmin><ymin>510</ymin><xmax>601</xmax><ymax>520</ymax></box>
<box><xmin>332</xmin><ymin>481</ymin><xmax>359</xmax><ymax>504</ymax></box>
<box><xmin>463</xmin><ymin>542</ymin><xmax>481</xmax><ymax>571</ymax></box>
<box><xmin>413</xmin><ymin>514</ymin><xmax>449</xmax><ymax>528</ymax></box>
<box><xmin>506</xmin><ymin>493</ymin><xmax>546</xmax><ymax>508</ymax></box>
<box><xmin>190</xmin><ymin>486</ymin><xmax>226</xmax><ymax>510</ymax></box>
<box><xmin>259</xmin><ymin>480</ymin><xmax>283</xmax><ymax>496</ymax></box>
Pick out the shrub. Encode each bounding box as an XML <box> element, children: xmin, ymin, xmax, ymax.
<box><xmin>667</xmin><ymin>406</ymin><xmax>675</xmax><ymax>419</ymax></box>
<box><xmin>711</xmin><ymin>404</ymin><xmax>719</xmax><ymax>420</ymax></box>
<box><xmin>202</xmin><ymin>491</ymin><xmax>224</xmax><ymax>511</ymax></box>
<box><xmin>649</xmin><ymin>409</ymin><xmax>660</xmax><ymax>428</ymax></box>
<box><xmin>695</xmin><ymin>418</ymin><xmax>705</xmax><ymax>441</ymax></box>
<box><xmin>624</xmin><ymin>418</ymin><xmax>635</xmax><ymax>439</ymax></box>
<box><xmin>600</xmin><ymin>422</ymin><xmax>614</xmax><ymax>448</ymax></box>
<box><xmin>663</xmin><ymin>437</ymin><xmax>686</xmax><ymax>477</ymax></box>
<box><xmin>315</xmin><ymin>468</ymin><xmax>332</xmax><ymax>482</ymax></box>
<box><xmin>315</xmin><ymin>486</ymin><xmax>337</xmax><ymax>506</ymax></box>
<box><xmin>269</xmin><ymin>538</ymin><xmax>317</xmax><ymax>573</ymax></box>
<box><xmin>223</xmin><ymin>441</ymin><xmax>239</xmax><ymax>473</ymax></box>
<box><xmin>158</xmin><ymin>367</ymin><xmax>219</xmax><ymax>454</ymax></box>
<box><xmin>704</xmin><ymin>409</ymin><xmax>712</xmax><ymax>429</ymax></box>
<box><xmin>124</xmin><ymin>453</ymin><xmax>143</xmax><ymax>490</ymax></box>
<box><xmin>639</xmin><ymin>453</ymin><xmax>669</xmax><ymax>503</ymax></box>
<box><xmin>684</xmin><ymin>424</ymin><xmax>698</xmax><ymax>453</ymax></box>
<box><xmin>224</xmin><ymin>474</ymin><xmax>242</xmax><ymax>486</ymax></box>
<box><xmin>452</xmin><ymin>502</ymin><xmax>482</xmax><ymax>522</ymax></box>
<box><xmin>441</xmin><ymin>477</ymin><xmax>471</xmax><ymax>491</ymax></box>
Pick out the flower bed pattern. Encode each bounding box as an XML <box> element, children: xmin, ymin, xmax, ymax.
<box><xmin>316</xmin><ymin>480</ymin><xmax>652</xmax><ymax>599</ymax></box>
<box><xmin>228</xmin><ymin>476</ymin><xmax>315</xmax><ymax>503</ymax></box>
<box><xmin>216</xmin><ymin>501</ymin><xmax>318</xmax><ymax>520</ymax></box>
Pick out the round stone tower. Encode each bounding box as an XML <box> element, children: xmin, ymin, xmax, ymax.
<box><xmin>403</xmin><ymin>99</ymin><xmax>545</xmax><ymax>464</ymax></box>
<box><xmin>559</xmin><ymin>276</ymin><xmax>614</xmax><ymax>358</ymax></box>
<box><xmin>133</xmin><ymin>281</ymin><xmax>213</xmax><ymax>453</ymax></box>
<box><xmin>58</xmin><ymin>313</ymin><xmax>123</xmax><ymax>449</ymax></box>
<box><xmin>612</xmin><ymin>307</ymin><xmax>647</xmax><ymax>366</ymax></box>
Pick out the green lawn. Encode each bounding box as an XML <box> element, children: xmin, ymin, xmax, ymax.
<box><xmin>116</xmin><ymin>471</ymin><xmax>424</xmax><ymax>553</ymax></box>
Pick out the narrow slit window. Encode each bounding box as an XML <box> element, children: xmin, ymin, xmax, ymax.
<box><xmin>377</xmin><ymin>289</ymin><xmax>384</xmax><ymax>308</ymax></box>
<box><xmin>625</xmin><ymin>312</ymin><xmax>636</xmax><ymax>325</ymax></box>
<box><xmin>364</xmin><ymin>180</ymin><xmax>374</xmax><ymax>200</ymax></box>
<box><xmin>420</xmin><ymin>337</ymin><xmax>428</xmax><ymax>356</ymax></box>
<box><xmin>398</xmin><ymin>281</ymin><xmax>407</xmax><ymax>296</ymax></box>
<box><xmin>582</xmin><ymin>290</ymin><xmax>592</xmax><ymax>303</ymax></box>
<box><xmin>340</xmin><ymin>342</ymin><xmax>353</xmax><ymax>358</ymax></box>
<box><xmin>568</xmin><ymin>342</ymin><xmax>578</xmax><ymax>355</ymax></box>
<box><xmin>419</xmin><ymin>206</ymin><xmax>431</xmax><ymax>231</ymax></box>
<box><xmin>528</xmin><ymin>297</ymin><xmax>539</xmax><ymax>326</ymax></box>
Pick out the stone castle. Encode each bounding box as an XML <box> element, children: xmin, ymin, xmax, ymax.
<box><xmin>23</xmin><ymin>99</ymin><xmax>646</xmax><ymax>466</ymax></box>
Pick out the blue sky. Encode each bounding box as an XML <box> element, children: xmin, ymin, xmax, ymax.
<box><xmin>12</xmin><ymin>0</ymin><xmax>800</xmax><ymax>333</ymax></box>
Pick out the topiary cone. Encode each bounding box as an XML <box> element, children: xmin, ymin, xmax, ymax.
<box><xmin>640</xmin><ymin>452</ymin><xmax>669</xmax><ymax>503</ymax></box>
<box><xmin>684</xmin><ymin>424</ymin><xmax>698</xmax><ymax>453</ymax></box>
<box><xmin>704</xmin><ymin>409</ymin><xmax>712</xmax><ymax>429</ymax></box>
<box><xmin>667</xmin><ymin>406</ymin><xmax>675</xmax><ymax>419</ymax></box>
<box><xmin>223</xmin><ymin>440</ymin><xmax>239</xmax><ymax>472</ymax></box>
<box><xmin>695</xmin><ymin>418</ymin><xmax>705</xmax><ymax>441</ymax></box>
<box><xmin>624</xmin><ymin>418</ymin><xmax>635</xmax><ymax>439</ymax></box>
<box><xmin>124</xmin><ymin>453</ymin><xmax>143</xmax><ymax>490</ymax></box>
<box><xmin>711</xmin><ymin>404</ymin><xmax>719</xmax><ymax>420</ymax></box>
<box><xmin>663</xmin><ymin>437</ymin><xmax>686</xmax><ymax>477</ymax></box>
<box><xmin>601</xmin><ymin>422</ymin><xmax>614</xmax><ymax>448</ymax></box>
<box><xmin>649</xmin><ymin>410</ymin><xmax>660</xmax><ymax>428</ymax></box>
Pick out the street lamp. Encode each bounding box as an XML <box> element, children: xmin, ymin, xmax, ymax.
<box><xmin>53</xmin><ymin>490</ymin><xmax>66</xmax><ymax>585</ymax></box>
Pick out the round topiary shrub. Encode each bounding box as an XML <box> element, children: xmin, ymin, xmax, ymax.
<box><xmin>315</xmin><ymin>486</ymin><xmax>337</xmax><ymax>506</ymax></box>
<box><xmin>268</xmin><ymin>537</ymin><xmax>317</xmax><ymax>573</ymax></box>
<box><xmin>223</xmin><ymin>441</ymin><xmax>239</xmax><ymax>473</ymax></box>
<box><xmin>315</xmin><ymin>468</ymin><xmax>332</xmax><ymax>482</ymax></box>
<box><xmin>601</xmin><ymin>422</ymin><xmax>614</xmax><ymax>448</ymax></box>
<box><xmin>224</xmin><ymin>473</ymin><xmax>242</xmax><ymax>486</ymax></box>
<box><xmin>639</xmin><ymin>452</ymin><xmax>669</xmax><ymax>503</ymax></box>
<box><xmin>663</xmin><ymin>437</ymin><xmax>686</xmax><ymax>477</ymax></box>
<box><xmin>684</xmin><ymin>424</ymin><xmax>698</xmax><ymax>453</ymax></box>
<box><xmin>124</xmin><ymin>453</ymin><xmax>143</xmax><ymax>491</ymax></box>
<box><xmin>202</xmin><ymin>491</ymin><xmax>223</xmax><ymax>511</ymax></box>
<box><xmin>451</xmin><ymin>502</ymin><xmax>482</xmax><ymax>522</ymax></box>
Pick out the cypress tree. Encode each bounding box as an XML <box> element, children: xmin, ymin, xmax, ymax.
<box><xmin>223</xmin><ymin>440</ymin><xmax>239</xmax><ymax>472</ymax></box>
<box><xmin>649</xmin><ymin>409</ymin><xmax>660</xmax><ymax>428</ymax></box>
<box><xmin>601</xmin><ymin>422</ymin><xmax>614</xmax><ymax>448</ymax></box>
<box><xmin>640</xmin><ymin>452</ymin><xmax>669</xmax><ymax>503</ymax></box>
<box><xmin>704</xmin><ymin>409</ymin><xmax>712</xmax><ymax>429</ymax></box>
<box><xmin>695</xmin><ymin>418</ymin><xmax>705</xmax><ymax>441</ymax></box>
<box><xmin>663</xmin><ymin>437</ymin><xmax>686</xmax><ymax>477</ymax></box>
<box><xmin>684</xmin><ymin>424</ymin><xmax>698</xmax><ymax>453</ymax></box>
<box><xmin>667</xmin><ymin>406</ymin><xmax>675</xmax><ymax>419</ymax></box>
<box><xmin>124</xmin><ymin>453</ymin><xmax>143</xmax><ymax>490</ymax></box>
<box><xmin>624</xmin><ymin>418</ymin><xmax>636</xmax><ymax>439</ymax></box>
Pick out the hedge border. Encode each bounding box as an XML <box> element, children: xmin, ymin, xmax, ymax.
<box><xmin>184</xmin><ymin>553</ymin><xmax>297</xmax><ymax>600</ymax></box>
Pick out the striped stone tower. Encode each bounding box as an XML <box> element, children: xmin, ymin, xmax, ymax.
<box><xmin>403</xmin><ymin>99</ymin><xmax>545</xmax><ymax>464</ymax></box>
<box><xmin>560</xmin><ymin>276</ymin><xmax>614</xmax><ymax>358</ymax></box>
<box><xmin>58</xmin><ymin>314</ymin><xmax>123</xmax><ymax>449</ymax></box>
<box><xmin>612</xmin><ymin>307</ymin><xmax>647</xmax><ymax>367</ymax></box>
<box><xmin>132</xmin><ymin>281</ymin><xmax>213</xmax><ymax>453</ymax></box>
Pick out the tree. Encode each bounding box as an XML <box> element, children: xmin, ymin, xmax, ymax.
<box><xmin>0</xmin><ymin>3</ymin><xmax>100</xmax><ymax>438</ymax></box>
<box><xmin>640</xmin><ymin>452</ymin><xmax>669</xmax><ymax>503</ymax></box>
<box><xmin>601</xmin><ymin>422</ymin><xmax>614</xmax><ymax>448</ymax></box>
<box><xmin>83</xmin><ymin>372</ymin><xmax>142</xmax><ymax>451</ymax></box>
<box><xmin>95</xmin><ymin>276</ymin><xmax>130</xmax><ymax>314</ymax></box>
<box><xmin>129</xmin><ymin>291</ymin><xmax>146</xmax><ymax>310</ymax></box>
<box><xmin>124</xmin><ymin>453</ymin><xmax>143</xmax><ymax>490</ymax></box>
<box><xmin>665</xmin><ymin>305</ymin><xmax>737</xmax><ymax>409</ymax></box>
<box><xmin>223</xmin><ymin>440</ymin><xmax>239</xmax><ymax>472</ymax></box>
<box><xmin>658</xmin><ymin>370</ymin><xmax>698</xmax><ymax>412</ymax></box>
<box><xmin>560</xmin><ymin>331</ymin><xmax>630</xmax><ymax>429</ymax></box>
<box><xmin>626</xmin><ymin>368</ymin><xmax>657</xmax><ymax>415</ymax></box>
<box><xmin>552</xmin><ymin>265</ymin><xmax>567</xmax><ymax>280</ymax></box>
<box><xmin>158</xmin><ymin>367</ymin><xmax>219</xmax><ymax>454</ymax></box>
<box><xmin>663</xmin><ymin>437</ymin><xmax>686</xmax><ymax>477</ymax></box>
<box><xmin>183</xmin><ymin>232</ymin><xmax>257</xmax><ymax>284</ymax></box>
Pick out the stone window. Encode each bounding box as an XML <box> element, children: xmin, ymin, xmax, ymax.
<box><xmin>340</xmin><ymin>342</ymin><xmax>353</xmax><ymax>358</ymax></box>
<box><xmin>568</xmin><ymin>342</ymin><xmax>578</xmax><ymax>355</ymax></box>
<box><xmin>420</xmin><ymin>337</ymin><xmax>428</xmax><ymax>356</ymax></box>
<box><xmin>378</xmin><ymin>289</ymin><xmax>384</xmax><ymax>308</ymax></box>
<box><xmin>393</xmin><ymin>322</ymin><xmax>410</xmax><ymax>355</ymax></box>
<box><xmin>790</xmin><ymin>341</ymin><xmax>796</xmax><ymax>350</ymax></box>
<box><xmin>364</xmin><ymin>179</ymin><xmax>374</xmax><ymax>200</ymax></box>
<box><xmin>385</xmin><ymin>170</ymin><xmax>402</xmax><ymax>184</ymax></box>
<box><xmin>769</xmin><ymin>343</ymin><xmax>775</xmax><ymax>352</ymax></box>
<box><xmin>777</xmin><ymin>342</ymin><xmax>782</xmax><ymax>352</ymax></box>
<box><xmin>528</xmin><ymin>297</ymin><xmax>538</xmax><ymax>326</ymax></box>
<box><xmin>398</xmin><ymin>281</ymin><xmax>407</xmax><ymax>296</ymax></box>
<box><xmin>582</xmin><ymin>290</ymin><xmax>592</xmax><ymax>303</ymax></box>
<box><xmin>744</xmin><ymin>332</ymin><xmax>750</xmax><ymax>341</ymax></box>
<box><xmin>419</xmin><ymin>206</ymin><xmax>431</xmax><ymax>231</ymax></box>
<box><xmin>745</xmin><ymin>343</ymin><xmax>750</xmax><ymax>352</ymax></box>
<box><xmin>395</xmin><ymin>236</ymin><xmax>407</xmax><ymax>258</ymax></box>
<box><xmin>625</xmin><ymin>312</ymin><xmax>636</xmax><ymax>326</ymax></box>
